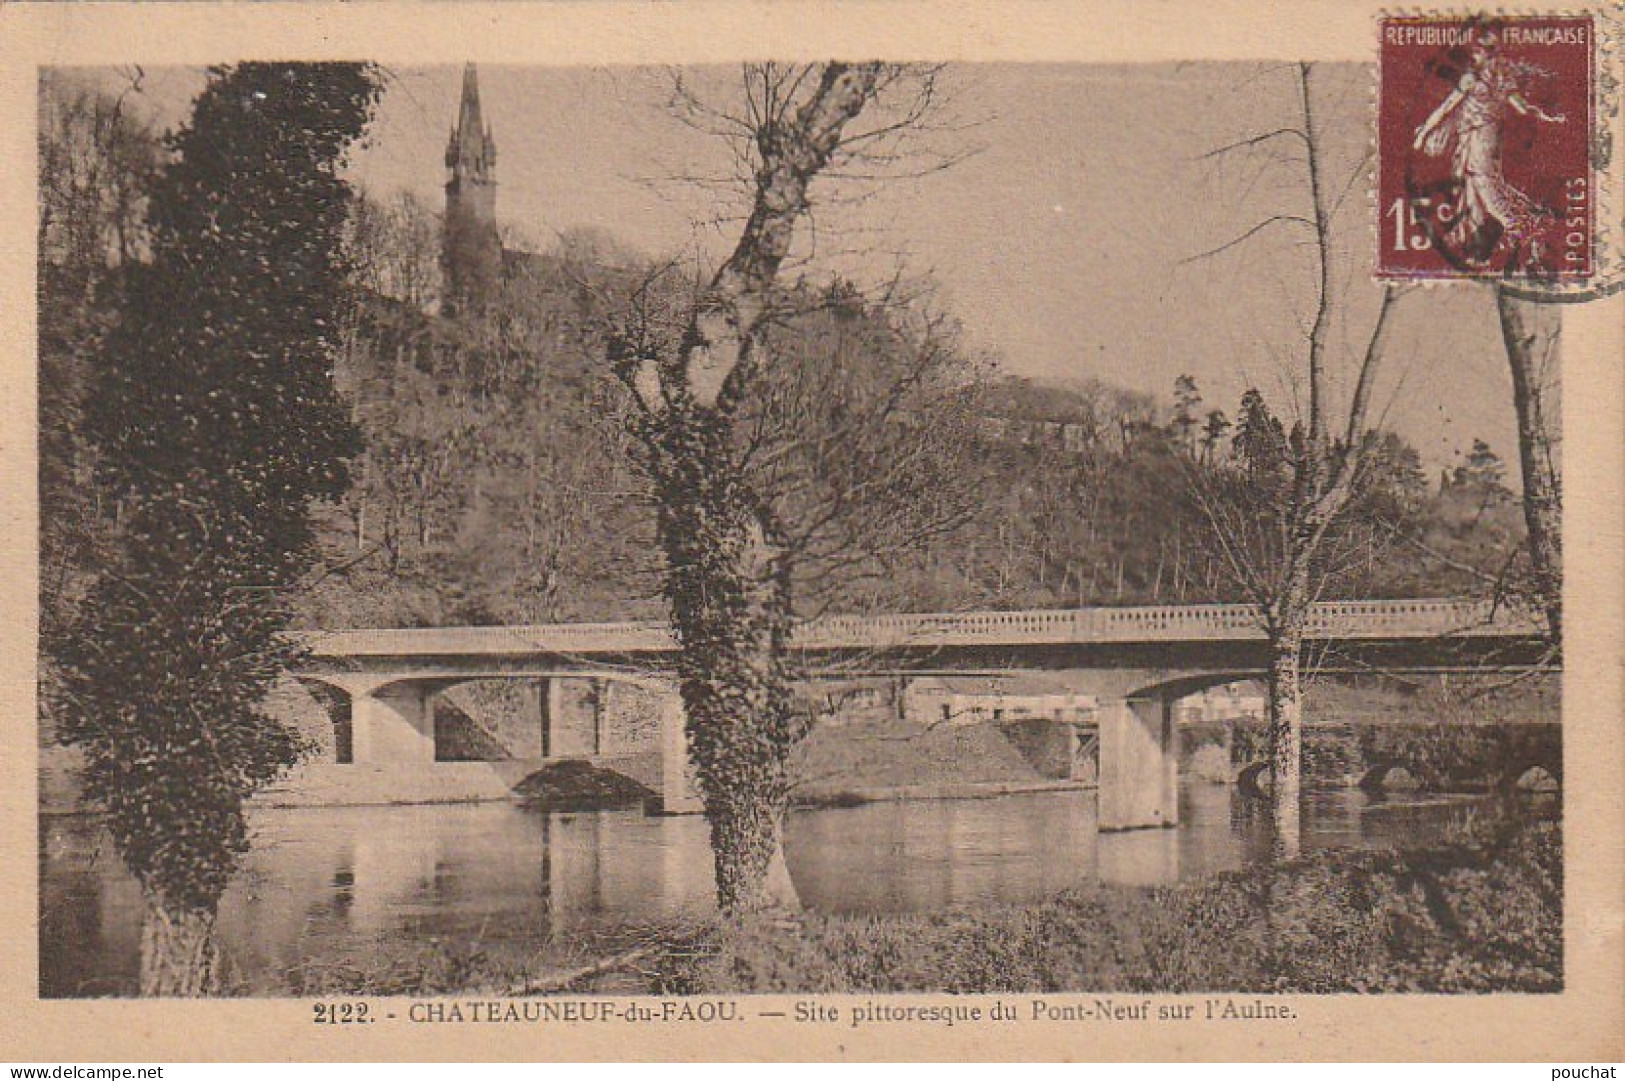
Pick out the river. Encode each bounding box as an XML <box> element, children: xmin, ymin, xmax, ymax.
<box><xmin>39</xmin><ymin>783</ymin><xmax>1520</xmax><ymax>996</ymax></box>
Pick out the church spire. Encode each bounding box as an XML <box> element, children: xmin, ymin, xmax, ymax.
<box><xmin>443</xmin><ymin>63</ymin><xmax>501</xmax><ymax>311</ymax></box>
<box><xmin>446</xmin><ymin>63</ymin><xmax>496</xmax><ymax>181</ymax></box>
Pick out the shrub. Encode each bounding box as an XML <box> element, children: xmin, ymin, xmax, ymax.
<box><xmin>1228</xmin><ymin>719</ymin><xmax>1560</xmax><ymax>791</ymax></box>
<box><xmin>668</xmin><ymin>816</ymin><xmax>1561</xmax><ymax>994</ymax></box>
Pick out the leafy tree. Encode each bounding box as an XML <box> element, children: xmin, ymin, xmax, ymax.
<box><xmin>55</xmin><ymin>63</ymin><xmax>379</xmax><ymax>995</ymax></box>
<box><xmin>1171</xmin><ymin>373</ymin><xmax>1202</xmax><ymax>455</ymax></box>
<box><xmin>1199</xmin><ymin>408</ymin><xmax>1231</xmax><ymax>465</ymax></box>
<box><xmin>1231</xmin><ymin>388</ymin><xmax>1289</xmax><ymax>483</ymax></box>
<box><xmin>1451</xmin><ymin>437</ymin><xmax>1508</xmax><ymax>493</ymax></box>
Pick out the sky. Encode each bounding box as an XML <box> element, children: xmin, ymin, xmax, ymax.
<box><xmin>86</xmin><ymin>61</ymin><xmax>1521</xmax><ymax>474</ymax></box>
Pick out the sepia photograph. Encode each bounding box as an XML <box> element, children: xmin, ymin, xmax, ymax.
<box><xmin>7</xmin><ymin>0</ymin><xmax>1622</xmax><ymax>1063</ymax></box>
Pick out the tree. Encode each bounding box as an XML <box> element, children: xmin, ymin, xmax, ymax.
<box><xmin>735</xmin><ymin>281</ymin><xmax>987</xmax><ymax>613</ymax></box>
<box><xmin>1451</xmin><ymin>438</ymin><xmax>1508</xmax><ymax>492</ymax></box>
<box><xmin>345</xmin><ymin>189</ymin><xmax>443</xmax><ymax>313</ymax></box>
<box><xmin>1448</xmin><ymin>437</ymin><xmax>1512</xmax><ymax>525</ymax></box>
<box><xmin>612</xmin><ymin>63</ymin><xmax>971</xmax><ymax>913</ymax></box>
<box><xmin>1171</xmin><ymin>373</ymin><xmax>1202</xmax><ymax>456</ymax></box>
<box><xmin>37</xmin><ymin>72</ymin><xmax>162</xmax><ymax>652</ymax></box>
<box><xmin>1199</xmin><ymin>408</ymin><xmax>1231</xmax><ymax>465</ymax></box>
<box><xmin>1186</xmin><ymin>63</ymin><xmax>1405</xmax><ymax>853</ymax></box>
<box><xmin>320</xmin><ymin>227</ymin><xmax>663</xmax><ymax>628</ymax></box>
<box><xmin>37</xmin><ymin>69</ymin><xmax>158</xmax><ymax>278</ymax></box>
<box><xmin>55</xmin><ymin>63</ymin><xmax>379</xmax><ymax>994</ymax></box>
<box><xmin>1494</xmin><ymin>289</ymin><xmax>1562</xmax><ymax>647</ymax></box>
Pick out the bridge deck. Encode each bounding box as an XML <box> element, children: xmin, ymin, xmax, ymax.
<box><xmin>302</xmin><ymin>599</ymin><xmax>1541</xmax><ymax>660</ymax></box>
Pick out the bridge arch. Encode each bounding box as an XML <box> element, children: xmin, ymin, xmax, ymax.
<box><xmin>293</xmin><ymin>669</ymin><xmax>698</xmax><ymax>813</ymax></box>
<box><xmin>1120</xmin><ymin>671</ymin><xmax>1265</xmax><ymax>704</ymax></box>
<box><xmin>296</xmin><ymin>669</ymin><xmax>679</xmax><ymax>759</ymax></box>
<box><xmin>1354</xmin><ymin>758</ymin><xmax>1410</xmax><ymax>792</ymax></box>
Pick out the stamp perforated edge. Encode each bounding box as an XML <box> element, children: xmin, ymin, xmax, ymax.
<box><xmin>1370</xmin><ymin>6</ymin><xmax>1624</xmax><ymax>299</ymax></box>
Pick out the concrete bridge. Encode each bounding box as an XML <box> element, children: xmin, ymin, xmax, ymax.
<box><xmin>294</xmin><ymin>598</ymin><xmax>1547</xmax><ymax>829</ymax></box>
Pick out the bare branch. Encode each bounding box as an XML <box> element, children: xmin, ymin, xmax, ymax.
<box><xmin>1196</xmin><ymin>125</ymin><xmax>1310</xmax><ymax>161</ymax></box>
<box><xmin>1179</xmin><ymin>214</ymin><xmax>1315</xmax><ymax>266</ymax></box>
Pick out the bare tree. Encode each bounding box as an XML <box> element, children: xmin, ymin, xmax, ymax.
<box><xmin>324</xmin><ymin>211</ymin><xmax>667</xmax><ymax>628</ymax></box>
<box><xmin>1185</xmin><ymin>62</ymin><xmax>1405</xmax><ymax>854</ymax></box>
<box><xmin>1494</xmin><ymin>288</ymin><xmax>1562</xmax><ymax>647</ymax></box>
<box><xmin>38</xmin><ymin>68</ymin><xmax>158</xmax><ymax>280</ymax></box>
<box><xmin>345</xmin><ymin>189</ymin><xmax>443</xmax><ymax>313</ymax></box>
<box><xmin>37</xmin><ymin>71</ymin><xmax>162</xmax><ymax>740</ymax></box>
<box><xmin>739</xmin><ymin>281</ymin><xmax>988</xmax><ymax>612</ymax></box>
<box><xmin>611</xmin><ymin>63</ymin><xmax>974</xmax><ymax>914</ymax></box>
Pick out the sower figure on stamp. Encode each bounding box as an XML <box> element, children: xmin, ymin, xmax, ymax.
<box><xmin>1412</xmin><ymin>32</ymin><xmax>1566</xmax><ymax>267</ymax></box>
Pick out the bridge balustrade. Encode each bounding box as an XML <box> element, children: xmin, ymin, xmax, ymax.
<box><xmin>1092</xmin><ymin>606</ymin><xmax>1259</xmax><ymax>639</ymax></box>
<box><xmin>1303</xmin><ymin>599</ymin><xmax>1508</xmax><ymax>637</ymax></box>
<box><xmin>305</xmin><ymin>598</ymin><xmax>1533</xmax><ymax>660</ymax></box>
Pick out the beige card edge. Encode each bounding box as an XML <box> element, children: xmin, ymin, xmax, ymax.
<box><xmin>0</xmin><ymin>0</ymin><xmax>1619</xmax><ymax>1063</ymax></box>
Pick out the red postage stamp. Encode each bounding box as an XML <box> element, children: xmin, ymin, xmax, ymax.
<box><xmin>1378</xmin><ymin>14</ymin><xmax>1594</xmax><ymax>281</ymax></box>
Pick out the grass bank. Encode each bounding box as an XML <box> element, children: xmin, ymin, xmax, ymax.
<box><xmin>648</xmin><ymin>814</ymin><xmax>1561</xmax><ymax>995</ymax></box>
<box><xmin>256</xmin><ymin>809</ymin><xmax>1560</xmax><ymax>997</ymax></box>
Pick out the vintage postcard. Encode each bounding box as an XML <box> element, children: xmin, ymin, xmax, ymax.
<box><xmin>1</xmin><ymin>0</ymin><xmax>1621</xmax><ymax>1063</ymax></box>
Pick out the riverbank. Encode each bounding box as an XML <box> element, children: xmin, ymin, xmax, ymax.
<box><xmin>269</xmin><ymin>808</ymin><xmax>1559</xmax><ymax>997</ymax></box>
<box><xmin>642</xmin><ymin>814</ymin><xmax>1560</xmax><ymax>995</ymax></box>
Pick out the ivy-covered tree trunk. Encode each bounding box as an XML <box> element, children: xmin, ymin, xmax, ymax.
<box><xmin>1495</xmin><ymin>288</ymin><xmax>1563</xmax><ymax>647</ymax></box>
<box><xmin>55</xmin><ymin>64</ymin><xmax>378</xmax><ymax>995</ymax></box>
<box><xmin>653</xmin><ymin>410</ymin><xmax>803</xmax><ymax>911</ymax></box>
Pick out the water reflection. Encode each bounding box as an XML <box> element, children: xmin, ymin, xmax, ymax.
<box><xmin>40</xmin><ymin>784</ymin><xmax>1511</xmax><ymax>996</ymax></box>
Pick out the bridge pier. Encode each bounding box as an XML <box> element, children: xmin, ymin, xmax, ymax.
<box><xmin>542</xmin><ymin>675</ymin><xmax>701</xmax><ymax>814</ymax></box>
<box><xmin>351</xmin><ymin>682</ymin><xmax>438</xmax><ymax>765</ymax></box>
<box><xmin>1097</xmin><ymin>693</ymin><xmax>1179</xmax><ymax>830</ymax></box>
<box><xmin>658</xmin><ymin>688</ymin><xmax>704</xmax><ymax>815</ymax></box>
<box><xmin>542</xmin><ymin>677</ymin><xmax>615</xmax><ymax>758</ymax></box>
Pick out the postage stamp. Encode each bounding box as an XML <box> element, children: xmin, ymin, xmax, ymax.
<box><xmin>1378</xmin><ymin>14</ymin><xmax>1595</xmax><ymax>281</ymax></box>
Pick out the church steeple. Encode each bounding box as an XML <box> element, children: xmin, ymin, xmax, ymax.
<box><xmin>443</xmin><ymin>63</ymin><xmax>501</xmax><ymax>311</ymax></box>
<box><xmin>446</xmin><ymin>63</ymin><xmax>497</xmax><ymax>184</ymax></box>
